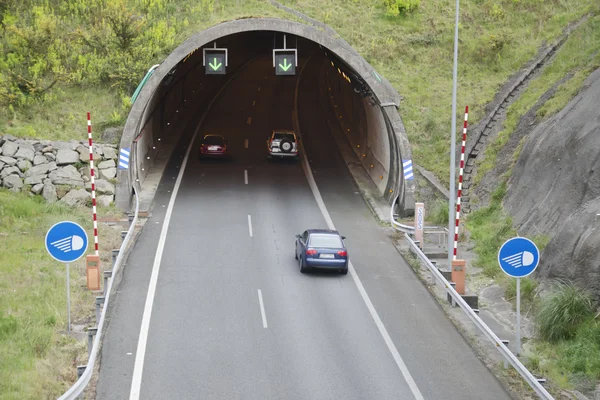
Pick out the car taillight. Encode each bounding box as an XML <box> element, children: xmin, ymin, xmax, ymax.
<box><xmin>306</xmin><ymin>249</ymin><xmax>317</xmax><ymax>256</ymax></box>
<box><xmin>337</xmin><ymin>251</ymin><xmax>347</xmax><ymax>257</ymax></box>
<box><xmin>222</xmin><ymin>145</ymin><xmax>227</xmax><ymax>151</ymax></box>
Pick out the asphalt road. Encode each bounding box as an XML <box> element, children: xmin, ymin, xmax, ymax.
<box><xmin>96</xmin><ymin>55</ymin><xmax>512</xmax><ymax>400</ymax></box>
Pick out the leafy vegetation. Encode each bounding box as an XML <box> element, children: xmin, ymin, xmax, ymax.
<box><xmin>0</xmin><ymin>189</ymin><xmax>121</xmax><ymax>397</ymax></box>
<box><xmin>528</xmin><ymin>282</ymin><xmax>600</xmax><ymax>389</ymax></box>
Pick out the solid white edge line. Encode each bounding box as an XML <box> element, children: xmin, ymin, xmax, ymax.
<box><xmin>257</xmin><ymin>289</ymin><xmax>268</xmax><ymax>328</ymax></box>
<box><xmin>293</xmin><ymin>56</ymin><xmax>425</xmax><ymax>400</ymax></box>
<box><xmin>128</xmin><ymin>125</ymin><xmax>201</xmax><ymax>400</ymax></box>
<box><xmin>244</xmin><ymin>169</ymin><xmax>248</xmax><ymax>185</ymax></box>
<box><xmin>248</xmin><ymin>214</ymin><xmax>253</xmax><ymax>237</ymax></box>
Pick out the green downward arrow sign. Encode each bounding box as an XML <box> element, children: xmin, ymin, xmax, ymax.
<box><xmin>209</xmin><ymin>57</ymin><xmax>222</xmax><ymax>71</ymax></box>
<box><xmin>279</xmin><ymin>58</ymin><xmax>292</xmax><ymax>72</ymax></box>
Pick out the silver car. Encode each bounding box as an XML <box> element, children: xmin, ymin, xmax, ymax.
<box><xmin>266</xmin><ymin>130</ymin><xmax>299</xmax><ymax>159</ymax></box>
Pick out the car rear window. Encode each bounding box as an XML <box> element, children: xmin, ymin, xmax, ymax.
<box><xmin>309</xmin><ymin>234</ymin><xmax>343</xmax><ymax>248</ymax></box>
<box><xmin>204</xmin><ymin>136</ymin><xmax>224</xmax><ymax>145</ymax></box>
<box><xmin>273</xmin><ymin>132</ymin><xmax>295</xmax><ymax>141</ymax></box>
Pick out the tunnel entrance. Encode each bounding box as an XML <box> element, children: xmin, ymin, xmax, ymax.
<box><xmin>116</xmin><ymin>18</ymin><xmax>414</xmax><ymax>217</ymax></box>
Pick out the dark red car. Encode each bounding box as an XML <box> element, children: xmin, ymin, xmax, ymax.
<box><xmin>199</xmin><ymin>134</ymin><xmax>229</xmax><ymax>159</ymax></box>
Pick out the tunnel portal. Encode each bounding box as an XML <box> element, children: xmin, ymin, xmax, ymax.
<box><xmin>116</xmin><ymin>18</ymin><xmax>415</xmax><ymax>217</ymax></box>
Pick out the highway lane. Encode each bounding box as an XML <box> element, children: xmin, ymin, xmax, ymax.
<box><xmin>137</xmin><ymin>57</ymin><xmax>418</xmax><ymax>399</ymax></box>
<box><xmin>298</xmin><ymin>56</ymin><xmax>511</xmax><ymax>399</ymax></box>
<box><xmin>97</xmin><ymin>54</ymin><xmax>511</xmax><ymax>399</ymax></box>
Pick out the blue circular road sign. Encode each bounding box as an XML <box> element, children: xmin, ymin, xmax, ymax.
<box><xmin>498</xmin><ymin>237</ymin><xmax>540</xmax><ymax>278</ymax></box>
<box><xmin>45</xmin><ymin>221</ymin><xmax>89</xmax><ymax>263</ymax></box>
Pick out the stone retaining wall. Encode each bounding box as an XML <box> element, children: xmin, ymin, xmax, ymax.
<box><xmin>0</xmin><ymin>134</ymin><xmax>118</xmax><ymax>207</ymax></box>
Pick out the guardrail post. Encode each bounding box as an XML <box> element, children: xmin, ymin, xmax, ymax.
<box><xmin>112</xmin><ymin>249</ymin><xmax>120</xmax><ymax>268</ymax></box>
<box><xmin>95</xmin><ymin>296</ymin><xmax>105</xmax><ymax>323</ymax></box>
<box><xmin>121</xmin><ymin>230</ymin><xmax>127</xmax><ymax>242</ymax></box>
<box><xmin>87</xmin><ymin>327</ymin><xmax>98</xmax><ymax>358</ymax></box>
<box><xmin>501</xmin><ymin>340</ymin><xmax>510</xmax><ymax>369</ymax></box>
<box><xmin>76</xmin><ymin>365</ymin><xmax>86</xmax><ymax>399</ymax></box>
<box><xmin>448</xmin><ymin>282</ymin><xmax>457</xmax><ymax>307</ymax></box>
<box><xmin>128</xmin><ymin>214</ymin><xmax>134</xmax><ymax>226</ymax></box>
<box><xmin>103</xmin><ymin>270</ymin><xmax>112</xmax><ymax>296</ymax></box>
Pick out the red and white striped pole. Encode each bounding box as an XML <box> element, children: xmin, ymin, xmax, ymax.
<box><xmin>453</xmin><ymin>106</ymin><xmax>468</xmax><ymax>260</ymax></box>
<box><xmin>88</xmin><ymin>112</ymin><xmax>99</xmax><ymax>256</ymax></box>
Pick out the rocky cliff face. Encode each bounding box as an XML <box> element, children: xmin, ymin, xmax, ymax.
<box><xmin>504</xmin><ymin>67</ymin><xmax>600</xmax><ymax>296</ymax></box>
<box><xmin>0</xmin><ymin>135</ymin><xmax>118</xmax><ymax>206</ymax></box>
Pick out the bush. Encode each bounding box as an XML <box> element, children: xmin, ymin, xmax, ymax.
<box><xmin>0</xmin><ymin>312</ymin><xmax>18</xmax><ymax>340</ymax></box>
<box><xmin>536</xmin><ymin>280</ymin><xmax>596</xmax><ymax>342</ymax></box>
<box><xmin>383</xmin><ymin>0</ymin><xmax>420</xmax><ymax>17</ymax></box>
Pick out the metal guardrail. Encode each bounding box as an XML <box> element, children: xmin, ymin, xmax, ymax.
<box><xmin>392</xmin><ymin>212</ymin><xmax>553</xmax><ymax>399</ymax></box>
<box><xmin>58</xmin><ymin>185</ymin><xmax>140</xmax><ymax>400</ymax></box>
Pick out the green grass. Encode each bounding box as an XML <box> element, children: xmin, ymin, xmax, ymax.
<box><xmin>526</xmin><ymin>282</ymin><xmax>600</xmax><ymax>391</ymax></box>
<box><xmin>475</xmin><ymin>12</ymin><xmax>600</xmax><ymax>185</ymax></box>
<box><xmin>0</xmin><ymin>87</ymin><xmax>125</xmax><ymax>141</ymax></box>
<box><xmin>464</xmin><ymin>181</ymin><xmax>515</xmax><ymax>278</ymax></box>
<box><xmin>0</xmin><ymin>189</ymin><xmax>121</xmax><ymax>398</ymax></box>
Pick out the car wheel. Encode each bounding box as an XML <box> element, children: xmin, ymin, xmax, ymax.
<box><xmin>341</xmin><ymin>267</ymin><xmax>348</xmax><ymax>275</ymax></box>
<box><xmin>294</xmin><ymin>246</ymin><xmax>298</xmax><ymax>260</ymax></box>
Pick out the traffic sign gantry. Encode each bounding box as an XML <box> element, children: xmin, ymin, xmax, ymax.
<box><xmin>498</xmin><ymin>236</ymin><xmax>540</xmax><ymax>278</ymax></box>
<box><xmin>203</xmin><ymin>49</ymin><xmax>227</xmax><ymax>75</ymax></box>
<box><xmin>45</xmin><ymin>221</ymin><xmax>89</xmax><ymax>263</ymax></box>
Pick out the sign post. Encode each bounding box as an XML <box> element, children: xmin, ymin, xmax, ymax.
<box><xmin>45</xmin><ymin>221</ymin><xmax>89</xmax><ymax>333</ymax></box>
<box><xmin>273</xmin><ymin>34</ymin><xmax>297</xmax><ymax>76</ymax></box>
<box><xmin>498</xmin><ymin>236</ymin><xmax>540</xmax><ymax>355</ymax></box>
<box><xmin>414</xmin><ymin>202</ymin><xmax>424</xmax><ymax>249</ymax></box>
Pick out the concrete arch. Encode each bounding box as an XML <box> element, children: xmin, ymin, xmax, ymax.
<box><xmin>116</xmin><ymin>17</ymin><xmax>415</xmax><ymax>215</ymax></box>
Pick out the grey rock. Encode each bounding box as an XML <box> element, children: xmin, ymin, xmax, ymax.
<box><xmin>42</xmin><ymin>179</ymin><xmax>57</xmax><ymax>203</ymax></box>
<box><xmin>97</xmin><ymin>195</ymin><xmax>114</xmax><ymax>207</ymax></box>
<box><xmin>2</xmin><ymin>134</ymin><xmax>17</xmax><ymax>141</ymax></box>
<box><xmin>1</xmin><ymin>166</ymin><xmax>23</xmax><ymax>179</ymax></box>
<box><xmin>0</xmin><ymin>161</ymin><xmax>4</xmax><ymax>170</ymax></box>
<box><xmin>98</xmin><ymin>159</ymin><xmax>116</xmax><ymax>169</ymax></box>
<box><xmin>15</xmin><ymin>144</ymin><xmax>35</xmax><ymax>162</ymax></box>
<box><xmin>41</xmin><ymin>145</ymin><xmax>54</xmax><ymax>153</ymax></box>
<box><xmin>100</xmin><ymin>167</ymin><xmax>117</xmax><ymax>180</ymax></box>
<box><xmin>33</xmin><ymin>155</ymin><xmax>47</xmax><ymax>166</ymax></box>
<box><xmin>48</xmin><ymin>161</ymin><xmax>58</xmax><ymax>171</ymax></box>
<box><xmin>25</xmin><ymin>174</ymin><xmax>45</xmax><ymax>185</ymax></box>
<box><xmin>26</xmin><ymin>162</ymin><xmax>54</xmax><ymax>178</ymax></box>
<box><xmin>31</xmin><ymin>183</ymin><xmax>44</xmax><ymax>194</ymax></box>
<box><xmin>95</xmin><ymin>146</ymin><xmax>104</xmax><ymax>156</ymax></box>
<box><xmin>1</xmin><ymin>141</ymin><xmax>18</xmax><ymax>157</ymax></box>
<box><xmin>0</xmin><ymin>146</ymin><xmax>2</xmax><ymax>155</ymax></box>
<box><xmin>0</xmin><ymin>136</ymin><xmax>4</xmax><ymax>147</ymax></box>
<box><xmin>94</xmin><ymin>179</ymin><xmax>115</xmax><ymax>195</ymax></box>
<box><xmin>60</xmin><ymin>188</ymin><xmax>89</xmax><ymax>206</ymax></box>
<box><xmin>0</xmin><ymin>155</ymin><xmax>17</xmax><ymax>166</ymax></box>
<box><xmin>101</xmin><ymin>127</ymin><xmax>121</xmax><ymax>144</ymax></box>
<box><xmin>56</xmin><ymin>149</ymin><xmax>80</xmax><ymax>165</ymax></box>
<box><xmin>76</xmin><ymin>144</ymin><xmax>87</xmax><ymax>155</ymax></box>
<box><xmin>48</xmin><ymin>165</ymin><xmax>84</xmax><ymax>186</ymax></box>
<box><xmin>52</xmin><ymin>141</ymin><xmax>74</xmax><ymax>151</ymax></box>
<box><xmin>3</xmin><ymin>174</ymin><xmax>23</xmax><ymax>190</ymax></box>
<box><xmin>33</xmin><ymin>142</ymin><xmax>45</xmax><ymax>153</ymax></box>
<box><xmin>102</xmin><ymin>146</ymin><xmax>118</xmax><ymax>160</ymax></box>
<box><xmin>45</xmin><ymin>153</ymin><xmax>56</xmax><ymax>161</ymax></box>
<box><xmin>16</xmin><ymin>159</ymin><xmax>32</xmax><ymax>172</ymax></box>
